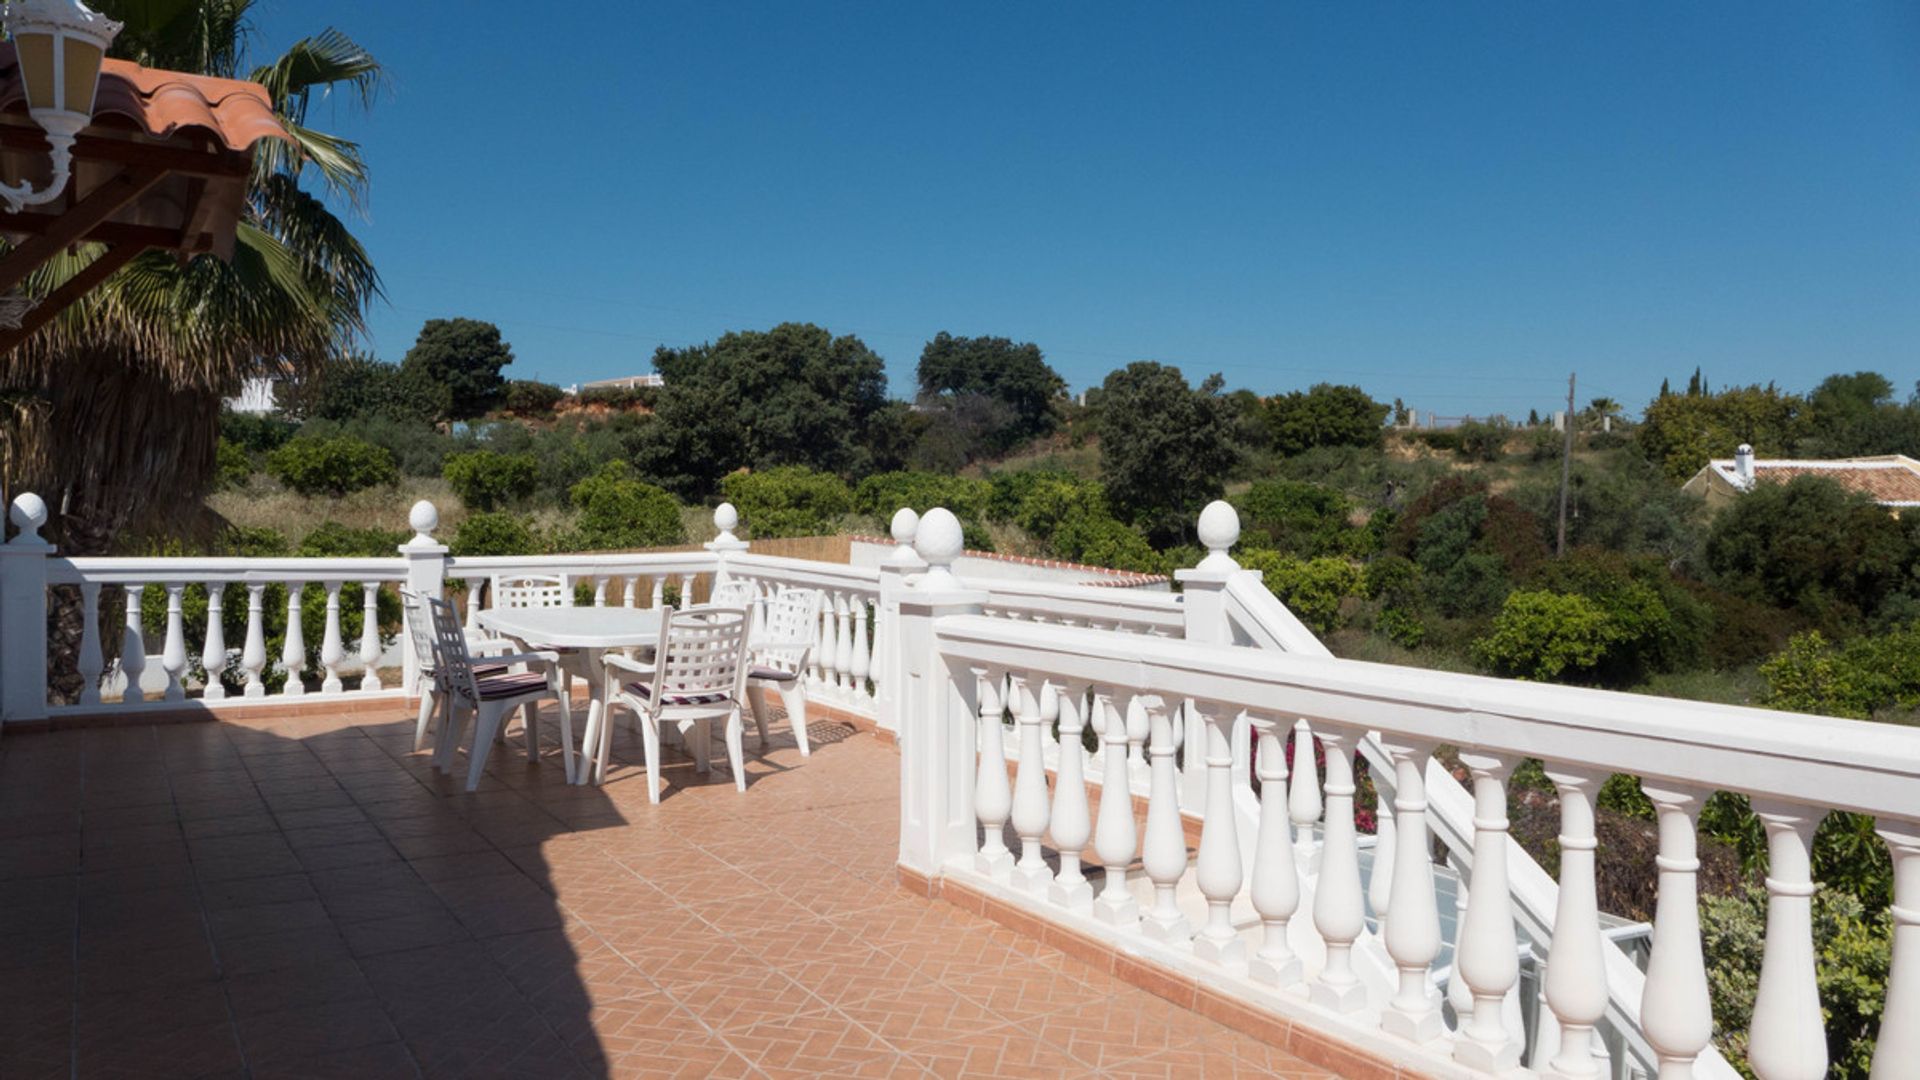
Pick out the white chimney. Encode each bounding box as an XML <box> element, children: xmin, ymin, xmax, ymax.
<box><xmin>1734</xmin><ymin>444</ymin><xmax>1755</xmax><ymax>487</ymax></box>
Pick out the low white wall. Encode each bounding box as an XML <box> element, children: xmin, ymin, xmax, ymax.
<box><xmin>848</xmin><ymin>539</ymin><xmax>1171</xmax><ymax>591</ymax></box>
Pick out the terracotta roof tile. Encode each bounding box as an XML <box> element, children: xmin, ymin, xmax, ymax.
<box><xmin>1752</xmin><ymin>463</ymin><xmax>1920</xmax><ymax>503</ymax></box>
<box><xmin>0</xmin><ymin>46</ymin><xmax>288</xmax><ymax>152</ymax></box>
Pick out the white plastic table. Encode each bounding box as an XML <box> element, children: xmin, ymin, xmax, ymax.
<box><xmin>478</xmin><ymin>607</ymin><xmax>663</xmax><ymax>785</ymax></box>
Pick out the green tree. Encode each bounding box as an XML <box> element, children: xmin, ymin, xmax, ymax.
<box><xmin>1265</xmin><ymin>384</ymin><xmax>1389</xmax><ymax>455</ymax></box>
<box><xmin>639</xmin><ymin>323</ymin><xmax>890</xmax><ymax>496</ymax></box>
<box><xmin>1097</xmin><ymin>362</ymin><xmax>1237</xmax><ymax>544</ymax></box>
<box><xmin>400</xmin><ymin>318</ymin><xmax>513</xmax><ymax>420</ymax></box>
<box><xmin>1231</xmin><ymin>480</ymin><xmax>1366</xmax><ymax>557</ymax></box>
<box><xmin>1638</xmin><ymin>384</ymin><xmax>1802</xmax><ymax>483</ymax></box>
<box><xmin>442</xmin><ymin>450</ymin><xmax>538</xmax><ymax>511</ymax></box>
<box><xmin>721</xmin><ymin>467</ymin><xmax>855</xmax><ymax>539</ymax></box>
<box><xmin>287</xmin><ymin>352</ymin><xmax>448</xmax><ymax>424</ymax></box>
<box><xmin>265</xmin><ymin>435</ymin><xmax>396</xmax><ymax>496</ymax></box>
<box><xmin>1474</xmin><ymin>591</ymin><xmax>1618</xmax><ymax>681</ymax></box>
<box><xmin>502</xmin><ymin>380</ymin><xmax>566</xmax><ymax>417</ymax></box>
<box><xmin>1238</xmin><ymin>551</ymin><xmax>1361</xmax><ymax>634</ymax></box>
<box><xmin>916</xmin><ymin>332</ymin><xmax>1065</xmax><ymax>454</ymax></box>
<box><xmin>451</xmin><ymin>511</ymin><xmax>542</xmax><ymax>557</ymax></box>
<box><xmin>565</xmin><ymin>463</ymin><xmax>684</xmax><ymax>550</ymax></box>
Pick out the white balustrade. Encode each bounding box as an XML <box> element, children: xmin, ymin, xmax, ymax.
<box><xmin>242</xmin><ymin>583</ymin><xmax>267</xmax><ymax>697</ymax></box>
<box><xmin>320</xmin><ymin>582</ymin><xmax>346</xmax><ymax>694</ymax></box>
<box><xmin>76</xmin><ymin>581</ymin><xmax>103</xmax><ymax>706</ymax></box>
<box><xmin>849</xmin><ymin>594</ymin><xmax>870</xmax><ymax>694</ymax></box>
<box><xmin>593</xmin><ymin>575</ymin><xmax>608</xmax><ymax>607</ymax></box>
<box><xmin>1289</xmin><ymin>719</ymin><xmax>1322</xmax><ymax>867</ymax></box>
<box><xmin>201</xmin><ymin>583</ymin><xmax>227</xmax><ymax>701</ymax></box>
<box><xmin>1379</xmin><ymin>737</ymin><xmax>1442</xmax><ymax>1043</ymax></box>
<box><xmin>1747</xmin><ymin>801</ymin><xmax>1827</xmax><ymax>1080</ymax></box>
<box><xmin>1542</xmin><ymin>765</ymin><xmax>1607</xmax><ymax>1080</ymax></box>
<box><xmin>1047</xmin><ymin>680</ymin><xmax>1093</xmax><ymax>912</ymax></box>
<box><xmin>1640</xmin><ymin>783</ymin><xmax>1711</xmax><ymax>1080</ymax></box>
<box><xmin>1092</xmin><ymin>690</ymin><xmax>1139</xmax><ymax>927</ymax></box>
<box><xmin>1247</xmin><ymin>716</ymin><xmax>1300</xmax><ymax>986</ymax></box>
<box><xmin>1009</xmin><ymin>675</ymin><xmax>1054</xmax><ymax>895</ymax></box>
<box><xmin>973</xmin><ymin>668</ymin><xmax>1013</xmax><ymax>880</ymax></box>
<box><xmin>1140</xmin><ymin>696</ymin><xmax>1192</xmax><ymax>944</ymax></box>
<box><xmin>280</xmin><ymin>582</ymin><xmax>306</xmax><ymax>696</ymax></box>
<box><xmin>1875</xmin><ymin>823</ymin><xmax>1920</xmax><ymax>1080</ymax></box>
<box><xmin>1311</xmin><ymin>725</ymin><xmax>1368</xmax><ymax>1012</ymax></box>
<box><xmin>119</xmin><ymin>583</ymin><xmax>146</xmax><ymax>704</ymax></box>
<box><xmin>464</xmin><ymin>580</ymin><xmax>482</xmax><ymax>631</ymax></box>
<box><xmin>1192</xmin><ymin>700</ymin><xmax>1245</xmax><ymax>966</ymax></box>
<box><xmin>160</xmin><ymin>583</ymin><xmax>188</xmax><ymax>701</ymax></box>
<box><xmin>358</xmin><ymin>583</ymin><xmax>382</xmax><ymax>690</ymax></box>
<box><xmin>834</xmin><ymin>591</ymin><xmax>853</xmax><ymax>691</ymax></box>
<box><xmin>651</xmin><ymin>575</ymin><xmax>665</xmax><ymax>608</ymax></box>
<box><xmin>1454</xmin><ymin>752</ymin><xmax>1522</xmax><ymax>1072</ymax></box>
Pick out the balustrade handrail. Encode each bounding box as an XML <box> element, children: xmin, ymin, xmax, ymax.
<box><xmin>723</xmin><ymin>552</ymin><xmax>882</xmax><ymax>593</ymax></box>
<box><xmin>445</xmin><ymin>552</ymin><xmax>719</xmax><ymax>577</ymax></box>
<box><xmin>980</xmin><ymin>577</ymin><xmax>1184</xmax><ymax>632</ymax></box>
<box><xmin>933</xmin><ymin>613</ymin><xmax>1920</xmax><ymax>820</ymax></box>
<box><xmin>49</xmin><ymin>556</ymin><xmax>408</xmax><ymax>585</ymax></box>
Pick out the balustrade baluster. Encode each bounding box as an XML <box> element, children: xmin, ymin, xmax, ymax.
<box><xmin>1371</xmin><ymin>794</ymin><xmax>1397</xmax><ymax>929</ymax></box>
<box><xmin>1541</xmin><ymin>765</ymin><xmax>1607</xmax><ymax>1080</ymax></box>
<box><xmin>1126</xmin><ymin>693</ymin><xmax>1149</xmax><ymax>780</ymax></box>
<box><xmin>281</xmin><ymin>582</ymin><xmax>306</xmax><ymax>696</ymax></box>
<box><xmin>1092</xmin><ymin>690</ymin><xmax>1139</xmax><ymax>927</ymax></box>
<box><xmin>1454</xmin><ymin>752</ymin><xmax>1522</xmax><ymax>1072</ymax></box>
<box><xmin>465</xmin><ymin>580</ymin><xmax>482</xmax><ymax>630</ymax></box>
<box><xmin>1380</xmin><ymin>738</ymin><xmax>1442</xmax><ymax>1042</ymax></box>
<box><xmin>1040</xmin><ymin>680</ymin><xmax>1062</xmax><ymax>765</ymax></box>
<box><xmin>816</xmin><ymin>598</ymin><xmax>837</xmax><ymax>690</ymax></box>
<box><xmin>1747</xmin><ymin>800</ymin><xmax>1827</xmax><ymax>1080</ymax></box>
<box><xmin>834</xmin><ymin>592</ymin><xmax>853</xmax><ymax>691</ymax></box>
<box><xmin>650</xmin><ymin>575</ymin><xmax>665</xmax><ymax>609</ymax></box>
<box><xmin>242</xmin><ymin>583</ymin><xmax>267</xmax><ymax>697</ymax></box>
<box><xmin>77</xmin><ymin>581</ymin><xmax>103</xmax><ymax>706</ymax></box>
<box><xmin>1009</xmin><ymin>675</ymin><xmax>1054</xmax><ymax>895</ymax></box>
<box><xmin>678</xmin><ymin>573</ymin><xmax>695</xmax><ymax>606</ymax></box>
<box><xmin>1141</xmin><ymin>695</ymin><xmax>1192</xmax><ymax>944</ymax></box>
<box><xmin>1875</xmin><ymin>822</ymin><xmax>1920</xmax><ymax>1080</ymax></box>
<box><xmin>358</xmin><ymin>583</ymin><xmax>382</xmax><ymax>691</ymax></box>
<box><xmin>1638</xmin><ymin>783</ymin><xmax>1711</xmax><ymax>1080</ymax></box>
<box><xmin>973</xmin><ymin>669</ymin><xmax>1013</xmax><ymax>880</ymax></box>
<box><xmin>1048</xmin><ymin>681</ymin><xmax>1094</xmax><ymax>912</ymax></box>
<box><xmin>161</xmin><ymin>584</ymin><xmax>188</xmax><ymax>702</ymax></box>
<box><xmin>593</xmin><ymin>576</ymin><xmax>608</xmax><ymax>607</ymax></box>
<box><xmin>849</xmin><ymin>594</ymin><xmax>870</xmax><ymax>698</ymax></box>
<box><xmin>1192</xmin><ymin>701</ymin><xmax>1246</xmax><ymax>967</ymax></box>
<box><xmin>120</xmin><ymin>584</ymin><xmax>147</xmax><ymax>704</ymax></box>
<box><xmin>623</xmin><ymin>577</ymin><xmax>638</xmax><ymax>607</ymax></box>
<box><xmin>1290</xmin><ymin>719</ymin><xmax>1323</xmax><ymax>867</ymax></box>
<box><xmin>320</xmin><ymin>582</ymin><xmax>346</xmax><ymax>694</ymax></box>
<box><xmin>198</xmin><ymin>584</ymin><xmax>227</xmax><ymax>701</ymax></box>
<box><xmin>1248</xmin><ymin>717</ymin><xmax>1301</xmax><ymax>986</ymax></box>
<box><xmin>1310</xmin><ymin>726</ymin><xmax>1367</xmax><ymax>1012</ymax></box>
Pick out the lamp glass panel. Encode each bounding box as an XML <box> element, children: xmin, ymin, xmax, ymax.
<box><xmin>61</xmin><ymin>36</ymin><xmax>103</xmax><ymax>115</ymax></box>
<box><xmin>14</xmin><ymin>32</ymin><xmax>55</xmax><ymax>111</ymax></box>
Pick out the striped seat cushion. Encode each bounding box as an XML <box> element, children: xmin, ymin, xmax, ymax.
<box><xmin>477</xmin><ymin>672</ymin><xmax>551</xmax><ymax>700</ymax></box>
<box><xmin>747</xmin><ymin>665</ymin><xmax>799</xmax><ymax>684</ymax></box>
<box><xmin>473</xmin><ymin>662</ymin><xmax>510</xmax><ymax>678</ymax></box>
<box><xmin>626</xmin><ymin>683</ymin><xmax>731</xmax><ymax>707</ymax></box>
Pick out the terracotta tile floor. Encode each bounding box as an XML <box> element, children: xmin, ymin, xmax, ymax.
<box><xmin>0</xmin><ymin>704</ymin><xmax>1338</xmax><ymax>1079</ymax></box>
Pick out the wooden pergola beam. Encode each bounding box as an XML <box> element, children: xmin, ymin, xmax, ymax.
<box><xmin>0</xmin><ymin>124</ymin><xmax>250</xmax><ymax>178</ymax></box>
<box><xmin>0</xmin><ymin>167</ymin><xmax>166</xmax><ymax>295</ymax></box>
<box><xmin>0</xmin><ymin>241</ymin><xmax>147</xmax><ymax>354</ymax></box>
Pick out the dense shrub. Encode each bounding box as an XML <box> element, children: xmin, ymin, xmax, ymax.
<box><xmin>1528</xmin><ymin>550</ymin><xmax>1710</xmax><ymax>682</ymax></box>
<box><xmin>1390</xmin><ymin>478</ymin><xmax>1546</xmax><ymax>617</ymax></box>
<box><xmin>265</xmin><ymin>435</ymin><xmax>397</xmax><ymax>496</ymax></box>
<box><xmin>220</xmin><ymin>409</ymin><xmax>297</xmax><ymax>454</ymax></box>
<box><xmin>214</xmin><ymin>438</ymin><xmax>252</xmax><ymax>491</ymax></box>
<box><xmin>576</xmin><ymin>385</ymin><xmax>659</xmax><ymax>410</ymax></box>
<box><xmin>1263</xmin><ymin>383</ymin><xmax>1388</xmax><ymax>455</ymax></box>
<box><xmin>721</xmin><ymin>466</ymin><xmax>855</xmax><ymax>539</ymax></box>
<box><xmin>1239</xmin><ymin>552</ymin><xmax>1361</xmax><ymax>634</ymax></box>
<box><xmin>443</xmin><ymin>450</ymin><xmax>539</xmax><ymax>511</ymax></box>
<box><xmin>1759</xmin><ymin>626</ymin><xmax>1920</xmax><ymax>720</ymax></box>
<box><xmin>1231</xmin><ymin>479</ymin><xmax>1367</xmax><ymax>557</ymax></box>
<box><xmin>1453</xmin><ymin>418</ymin><xmax>1510</xmax><ymax>462</ymax></box>
<box><xmin>1048</xmin><ymin>512</ymin><xmax>1164</xmax><ymax>575</ymax></box>
<box><xmin>502</xmin><ymin>380</ymin><xmax>565</xmax><ymax>416</ymax></box>
<box><xmin>1474</xmin><ymin>591</ymin><xmax>1616</xmax><ymax>681</ymax></box>
<box><xmin>451</xmin><ymin>511</ymin><xmax>542</xmax><ymax>556</ymax></box>
<box><xmin>566</xmin><ymin>463</ymin><xmax>684</xmax><ymax>550</ymax></box>
<box><xmin>854</xmin><ymin>471</ymin><xmax>991</xmax><ymax>522</ymax></box>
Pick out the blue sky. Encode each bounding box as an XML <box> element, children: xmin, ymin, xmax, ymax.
<box><xmin>253</xmin><ymin>3</ymin><xmax>1920</xmax><ymax>420</ymax></box>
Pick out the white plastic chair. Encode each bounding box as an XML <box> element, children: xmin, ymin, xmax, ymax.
<box><xmin>425</xmin><ymin>595</ymin><xmax>577</xmax><ymax>792</ymax></box>
<box><xmin>492</xmin><ymin>573</ymin><xmax>572</xmax><ymax>609</ymax></box>
<box><xmin>400</xmin><ymin>588</ymin><xmax>519</xmax><ymax>752</ymax></box>
<box><xmin>742</xmin><ymin>587</ymin><xmax>821</xmax><ymax>757</ymax></box>
<box><xmin>603</xmin><ymin>606</ymin><xmax>752</xmax><ymax>802</ymax></box>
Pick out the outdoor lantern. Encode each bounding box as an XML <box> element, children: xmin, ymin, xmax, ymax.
<box><xmin>0</xmin><ymin>0</ymin><xmax>120</xmax><ymax>212</ymax></box>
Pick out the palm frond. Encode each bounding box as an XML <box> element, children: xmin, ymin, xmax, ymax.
<box><xmin>249</xmin><ymin>29</ymin><xmax>384</xmax><ymax>126</ymax></box>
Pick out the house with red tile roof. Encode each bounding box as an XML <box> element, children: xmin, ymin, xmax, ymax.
<box><xmin>1681</xmin><ymin>443</ymin><xmax>1920</xmax><ymax>513</ymax></box>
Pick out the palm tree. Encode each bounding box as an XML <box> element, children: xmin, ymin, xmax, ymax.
<box><xmin>1</xmin><ymin>0</ymin><xmax>382</xmax><ymax>553</ymax></box>
<box><xmin>0</xmin><ymin>0</ymin><xmax>384</xmax><ymax>700</ymax></box>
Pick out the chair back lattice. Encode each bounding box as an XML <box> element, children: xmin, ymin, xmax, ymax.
<box><xmin>709</xmin><ymin>579</ymin><xmax>757</xmax><ymax>608</ymax></box>
<box><xmin>400</xmin><ymin>589</ymin><xmax>441</xmax><ymax>682</ymax></box>
<box><xmin>755</xmin><ymin>587</ymin><xmax>822</xmax><ymax>675</ymax></box>
<box><xmin>426</xmin><ymin>596</ymin><xmax>483</xmax><ymax>705</ymax></box>
<box><xmin>645</xmin><ymin>606</ymin><xmax>751</xmax><ymax>711</ymax></box>
<box><xmin>494</xmin><ymin>574</ymin><xmax>570</xmax><ymax>609</ymax></box>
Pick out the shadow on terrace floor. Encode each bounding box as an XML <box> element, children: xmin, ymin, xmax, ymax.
<box><xmin>0</xmin><ymin>702</ymin><xmax>1336</xmax><ymax>1079</ymax></box>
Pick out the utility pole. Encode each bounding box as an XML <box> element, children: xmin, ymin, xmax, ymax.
<box><xmin>1556</xmin><ymin>371</ymin><xmax>1576</xmax><ymax>557</ymax></box>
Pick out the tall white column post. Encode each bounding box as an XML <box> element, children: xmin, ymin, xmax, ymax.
<box><xmin>1175</xmin><ymin>500</ymin><xmax>1241</xmax><ymax>823</ymax></box>
<box><xmin>398</xmin><ymin>500</ymin><xmax>448</xmax><ymax>695</ymax></box>
<box><xmin>0</xmin><ymin>494</ymin><xmax>53</xmax><ymax>725</ymax></box>
<box><xmin>895</xmin><ymin>508</ymin><xmax>989</xmax><ymax>879</ymax></box>
<box><xmin>874</xmin><ymin>508</ymin><xmax>924</xmax><ymax>735</ymax></box>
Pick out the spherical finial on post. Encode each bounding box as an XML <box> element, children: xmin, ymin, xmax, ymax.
<box><xmin>889</xmin><ymin>507</ymin><xmax>920</xmax><ymax>562</ymax></box>
<box><xmin>8</xmin><ymin>491</ymin><xmax>47</xmax><ymax>543</ymax></box>
<box><xmin>914</xmin><ymin>507</ymin><xmax>965</xmax><ymax>589</ymax></box>
<box><xmin>407</xmin><ymin>500</ymin><xmax>439</xmax><ymax>545</ymax></box>
<box><xmin>714</xmin><ymin>502</ymin><xmax>740</xmax><ymax>544</ymax></box>
<box><xmin>1196</xmin><ymin>500</ymin><xmax>1240</xmax><ymax>572</ymax></box>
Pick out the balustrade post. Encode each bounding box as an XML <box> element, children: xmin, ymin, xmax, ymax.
<box><xmin>358</xmin><ymin>584</ymin><xmax>382</xmax><ymax>691</ymax></box>
<box><xmin>1874</xmin><ymin>821</ymin><xmax>1920</xmax><ymax>1080</ymax></box>
<box><xmin>1454</xmin><ymin>751</ymin><xmax>1522</xmax><ymax>1072</ymax></box>
<box><xmin>1747</xmin><ymin>800</ymin><xmax>1827</xmax><ymax>1080</ymax></box>
<box><xmin>161</xmin><ymin>583</ymin><xmax>188</xmax><ymax>701</ymax></box>
<box><xmin>1290</xmin><ymin>719</ymin><xmax>1323</xmax><ymax>868</ymax></box>
<box><xmin>1639</xmin><ymin>782</ymin><xmax>1712</xmax><ymax>1080</ymax></box>
<box><xmin>200</xmin><ymin>584</ymin><xmax>227</xmax><ymax>701</ymax></box>
<box><xmin>319</xmin><ymin>582</ymin><xmax>346</xmax><ymax>694</ymax></box>
<box><xmin>895</xmin><ymin>508</ymin><xmax>989</xmax><ymax>879</ymax></box>
<box><xmin>1378</xmin><ymin>738</ymin><xmax>1442</xmax><ymax>1043</ymax></box>
<box><xmin>650</xmin><ymin>576</ymin><xmax>665</xmax><ymax>609</ymax></box>
<box><xmin>1092</xmin><ymin>689</ymin><xmax>1139</xmax><ymax>927</ymax></box>
<box><xmin>592</xmin><ymin>576</ymin><xmax>608</xmax><ymax>607</ymax></box>
<box><xmin>241</xmin><ymin>583</ymin><xmax>267</xmax><ymax>697</ymax></box>
<box><xmin>0</xmin><ymin>494</ymin><xmax>53</xmax><ymax>723</ymax></box>
<box><xmin>1009</xmin><ymin>674</ymin><xmax>1054</xmax><ymax>896</ymax></box>
<box><xmin>1311</xmin><ymin>725</ymin><xmax>1368</xmax><ymax>1013</ymax></box>
<box><xmin>834</xmin><ymin>592</ymin><xmax>854</xmax><ymax>692</ymax></box>
<box><xmin>76</xmin><ymin>581</ymin><xmax>103</xmax><ymax>706</ymax></box>
<box><xmin>1141</xmin><ymin>695</ymin><xmax>1193</xmax><ymax>945</ymax></box>
<box><xmin>874</xmin><ymin>508</ymin><xmax>924</xmax><ymax>733</ymax></box>
<box><xmin>1125</xmin><ymin>693</ymin><xmax>1149</xmax><ymax>783</ymax></box>
<box><xmin>849</xmin><ymin>594</ymin><xmax>871</xmax><ymax>701</ymax></box>
<box><xmin>399</xmin><ymin>501</ymin><xmax>448</xmax><ymax>694</ymax></box>
<box><xmin>280</xmin><ymin>582</ymin><xmax>307</xmax><ymax>696</ymax></box>
<box><xmin>972</xmin><ymin>669</ymin><xmax>1013</xmax><ymax>880</ymax></box>
<box><xmin>1370</xmin><ymin>790</ymin><xmax>1397</xmax><ymax>929</ymax></box>
<box><xmin>1048</xmin><ymin>680</ymin><xmax>1094</xmax><ymax>912</ymax></box>
<box><xmin>1540</xmin><ymin>764</ymin><xmax>1608</xmax><ymax>1080</ymax></box>
<box><xmin>1192</xmin><ymin>700</ymin><xmax>1246</xmax><ymax>966</ymax></box>
<box><xmin>1248</xmin><ymin>716</ymin><xmax>1301</xmax><ymax>987</ymax></box>
<box><xmin>119</xmin><ymin>583</ymin><xmax>147</xmax><ymax>704</ymax></box>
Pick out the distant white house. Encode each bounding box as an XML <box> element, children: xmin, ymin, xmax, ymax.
<box><xmin>1681</xmin><ymin>443</ymin><xmax>1920</xmax><ymax>513</ymax></box>
<box><xmin>225</xmin><ymin>376</ymin><xmax>277</xmax><ymax>414</ymax></box>
<box><xmin>566</xmin><ymin>373</ymin><xmax>663</xmax><ymax>394</ymax></box>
